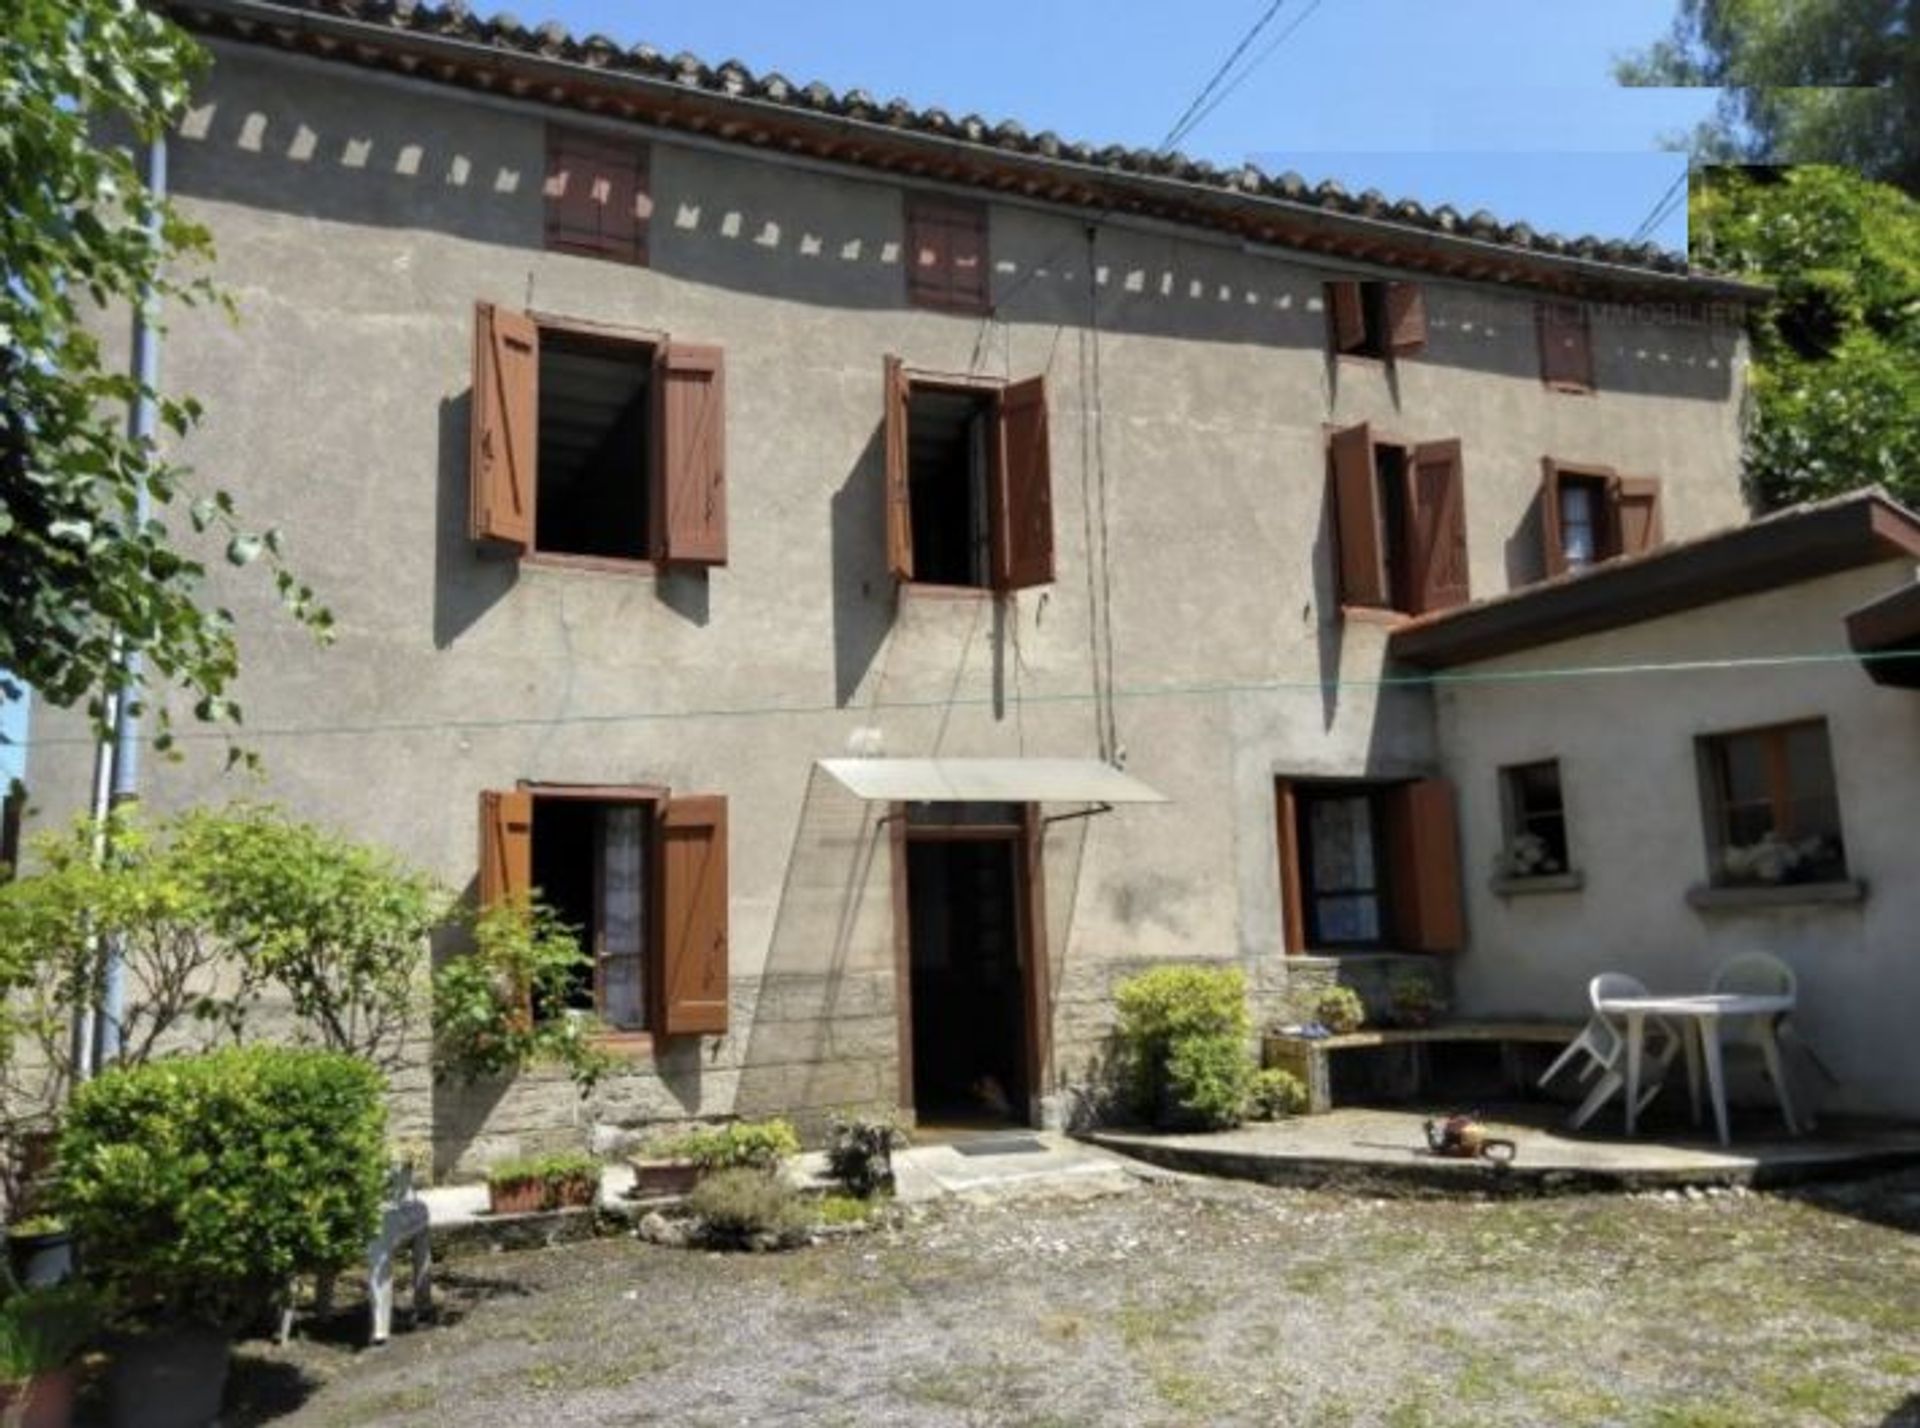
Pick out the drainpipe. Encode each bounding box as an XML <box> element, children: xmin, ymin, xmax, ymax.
<box><xmin>89</xmin><ymin>131</ymin><xmax>167</xmax><ymax>1074</ymax></box>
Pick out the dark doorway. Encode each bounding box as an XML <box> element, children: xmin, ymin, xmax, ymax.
<box><xmin>905</xmin><ymin>836</ymin><xmax>1030</xmax><ymax>1125</ymax></box>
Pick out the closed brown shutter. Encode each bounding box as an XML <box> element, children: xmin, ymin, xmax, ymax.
<box><xmin>657</xmin><ymin>794</ymin><xmax>729</xmax><ymax>1036</ymax></box>
<box><xmin>1385</xmin><ymin>283</ymin><xmax>1428</xmax><ymax>358</ymax></box>
<box><xmin>993</xmin><ymin>374</ymin><xmax>1053</xmax><ymax>590</ymax></box>
<box><xmin>544</xmin><ymin>127</ymin><xmax>650</xmax><ymax>265</ymax></box>
<box><xmin>905</xmin><ymin>196</ymin><xmax>990</xmax><ymax>314</ymax></box>
<box><xmin>1387</xmin><ymin>779</ymin><xmax>1465</xmax><ymax>953</ymax></box>
<box><xmin>469</xmin><ymin>302</ymin><xmax>538</xmax><ymax>551</ymax></box>
<box><xmin>478</xmin><ymin>788</ymin><xmax>533</xmax><ymax>914</ymax></box>
<box><xmin>884</xmin><ymin>355</ymin><xmax>913</xmax><ymax>581</ymax></box>
<box><xmin>1275</xmin><ymin>781</ymin><xmax>1305</xmax><ymax>955</ymax></box>
<box><xmin>1327</xmin><ymin>280</ymin><xmax>1366</xmax><ymax>353</ymax></box>
<box><xmin>1329</xmin><ymin>423</ymin><xmax>1387</xmax><ymax>607</ymax></box>
<box><xmin>1612</xmin><ymin>475</ymin><xmax>1664</xmax><ymax>556</ymax></box>
<box><xmin>1538</xmin><ymin>458</ymin><xmax>1568</xmax><ymax>579</ymax></box>
<box><xmin>653</xmin><ymin>342</ymin><xmax>728</xmax><ymax>565</ymax></box>
<box><xmin>1538</xmin><ymin>300</ymin><xmax>1594</xmax><ymax>391</ymax></box>
<box><xmin>1408</xmin><ymin>439</ymin><xmax>1469</xmax><ymax>613</ymax></box>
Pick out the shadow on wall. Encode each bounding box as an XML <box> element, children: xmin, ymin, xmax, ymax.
<box><xmin>434</xmin><ymin>393</ymin><xmax>515</xmax><ymax>648</ymax></box>
<box><xmin>1505</xmin><ymin>486</ymin><xmax>1550</xmax><ymax>591</ymax></box>
<box><xmin>830</xmin><ymin>423</ymin><xmax>893</xmax><ymax>705</ymax></box>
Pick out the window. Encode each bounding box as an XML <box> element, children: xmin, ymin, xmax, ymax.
<box><xmin>470</xmin><ymin>303</ymin><xmax>727</xmax><ymax>566</ymax></box>
<box><xmin>884</xmin><ymin>356</ymin><xmax>1053</xmax><ymax>591</ymax></box>
<box><xmin>1499</xmin><ymin>761</ymin><xmax>1570</xmax><ymax>875</ymax></box>
<box><xmin>1325</xmin><ymin>280</ymin><xmax>1426</xmax><ymax>361</ymax></box>
<box><xmin>1539</xmin><ymin>460</ymin><xmax>1663</xmax><ymax>578</ymax></box>
<box><xmin>904</xmin><ymin>195</ymin><xmax>989</xmax><ymax>314</ymax></box>
<box><xmin>1328</xmin><ymin>423</ymin><xmax>1468</xmax><ymax>616</ymax></box>
<box><xmin>1698</xmin><ymin>721</ymin><xmax>1847</xmax><ymax>886</ymax></box>
<box><xmin>544</xmin><ymin>127</ymin><xmax>649</xmax><ymax>265</ymax></box>
<box><xmin>1537</xmin><ymin>300</ymin><xmax>1595</xmax><ymax>392</ymax></box>
<box><xmin>480</xmin><ymin>787</ymin><xmax>730</xmax><ymax>1037</ymax></box>
<box><xmin>1276</xmin><ymin>778</ymin><xmax>1465</xmax><ymax>954</ymax></box>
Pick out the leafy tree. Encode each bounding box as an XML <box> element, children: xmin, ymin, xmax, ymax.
<box><xmin>2</xmin><ymin>0</ymin><xmax>330</xmax><ymax>748</ymax></box>
<box><xmin>1690</xmin><ymin>166</ymin><xmax>1920</xmax><ymax>509</ymax></box>
<box><xmin>1616</xmin><ymin>0</ymin><xmax>1917</xmax><ymax>191</ymax></box>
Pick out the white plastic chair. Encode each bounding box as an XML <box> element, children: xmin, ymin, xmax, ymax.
<box><xmin>1540</xmin><ymin>973</ymin><xmax>1681</xmax><ymax>1131</ymax></box>
<box><xmin>1708</xmin><ymin>951</ymin><xmax>1813</xmax><ymax>1129</ymax></box>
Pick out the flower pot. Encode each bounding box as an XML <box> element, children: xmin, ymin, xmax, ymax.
<box><xmin>550</xmin><ymin>1173</ymin><xmax>600</xmax><ymax>1210</ymax></box>
<box><xmin>7</xmin><ymin>1227</ymin><xmax>76</xmax><ymax>1288</ymax></box>
<box><xmin>0</xmin><ymin>1367</ymin><xmax>77</xmax><ymax>1428</ymax></box>
<box><xmin>486</xmin><ymin>1178</ymin><xmax>545</xmax><ymax>1216</ymax></box>
<box><xmin>107</xmin><ymin>1325</ymin><xmax>230</xmax><ymax>1428</ymax></box>
<box><xmin>630</xmin><ymin>1160</ymin><xmax>701</xmax><ymax>1197</ymax></box>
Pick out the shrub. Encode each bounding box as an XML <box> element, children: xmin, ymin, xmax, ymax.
<box><xmin>667</xmin><ymin>1119</ymin><xmax>800</xmax><ymax>1173</ymax></box>
<box><xmin>1163</xmin><ymin>1033</ymin><xmax>1252</xmax><ymax>1129</ymax></box>
<box><xmin>1247</xmin><ymin>1067</ymin><xmax>1308</xmax><ymax>1121</ymax></box>
<box><xmin>825</xmin><ymin>1112</ymin><xmax>903</xmax><ymax>1198</ymax></box>
<box><xmin>0</xmin><ymin>1281</ymin><xmax>105</xmax><ymax>1383</ymax></box>
<box><xmin>1388</xmin><ymin>974</ymin><xmax>1443</xmax><ymax>1029</ymax></box>
<box><xmin>686</xmin><ymin>1169</ymin><xmax>806</xmax><ymax>1248</ymax></box>
<box><xmin>56</xmin><ymin>1045</ymin><xmax>387</xmax><ymax>1329</ymax></box>
<box><xmin>1113</xmin><ymin>966</ymin><xmax>1252</xmax><ymax>1122</ymax></box>
<box><xmin>1314</xmin><ymin>986</ymin><xmax>1366</xmax><ymax>1035</ymax></box>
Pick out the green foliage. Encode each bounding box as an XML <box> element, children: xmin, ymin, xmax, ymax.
<box><xmin>1616</xmin><ymin>0</ymin><xmax>1915</xmax><ymax>188</ymax></box>
<box><xmin>686</xmin><ymin>1169</ymin><xmax>806</xmax><ymax>1247</ymax></box>
<box><xmin>2</xmin><ymin>0</ymin><xmax>331</xmax><ymax>751</ymax></box>
<box><xmin>431</xmin><ymin>898</ymin><xmax>615</xmax><ymax>1096</ymax></box>
<box><xmin>55</xmin><ymin>1045</ymin><xmax>387</xmax><ymax>1329</ymax></box>
<box><xmin>825</xmin><ymin>1111</ymin><xmax>904</xmax><ymax>1199</ymax></box>
<box><xmin>1163</xmin><ymin>1033</ymin><xmax>1251</xmax><ymax>1129</ymax></box>
<box><xmin>665</xmin><ymin>1119</ymin><xmax>801</xmax><ymax>1173</ymax></box>
<box><xmin>1113</xmin><ymin>966</ymin><xmax>1252</xmax><ymax>1121</ymax></box>
<box><xmin>483</xmin><ymin>1152</ymin><xmax>600</xmax><ymax>1188</ymax></box>
<box><xmin>0</xmin><ymin>1281</ymin><xmax>106</xmax><ymax>1384</ymax></box>
<box><xmin>1314</xmin><ymin>986</ymin><xmax>1366</xmax><ymax>1035</ymax></box>
<box><xmin>4</xmin><ymin>1217</ymin><xmax>66</xmax><ymax>1240</ymax></box>
<box><xmin>812</xmin><ymin>1192</ymin><xmax>880</xmax><ymax>1227</ymax></box>
<box><xmin>1691</xmin><ymin>166</ymin><xmax>1920</xmax><ymax>510</ymax></box>
<box><xmin>1389</xmin><ymin>974</ymin><xmax>1444</xmax><ymax>1028</ymax></box>
<box><xmin>1246</xmin><ymin>1067</ymin><xmax>1308</xmax><ymax>1121</ymax></box>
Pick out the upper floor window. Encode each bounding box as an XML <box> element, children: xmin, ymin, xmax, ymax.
<box><xmin>905</xmin><ymin>195</ymin><xmax>990</xmax><ymax>314</ymax></box>
<box><xmin>1539</xmin><ymin>460</ymin><xmax>1662</xmax><ymax>578</ymax></box>
<box><xmin>1325</xmin><ymin>279</ymin><xmax>1426</xmax><ymax>361</ymax></box>
<box><xmin>470</xmin><ymin>303</ymin><xmax>727</xmax><ymax>568</ymax></box>
<box><xmin>883</xmin><ymin>357</ymin><xmax>1052</xmax><ymax>592</ymax></box>
<box><xmin>1328</xmin><ymin>423</ymin><xmax>1468</xmax><ymax>617</ymax></box>
<box><xmin>544</xmin><ymin>127</ymin><xmax>650</xmax><ymax>265</ymax></box>
<box><xmin>1537</xmin><ymin>299</ymin><xmax>1594</xmax><ymax>392</ymax></box>
<box><xmin>1698</xmin><ymin>720</ymin><xmax>1848</xmax><ymax>888</ymax></box>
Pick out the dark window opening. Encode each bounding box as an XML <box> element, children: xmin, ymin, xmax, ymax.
<box><xmin>1374</xmin><ymin>443</ymin><xmax>1413</xmax><ymax>611</ymax></box>
<box><xmin>1296</xmin><ymin>786</ymin><xmax>1389</xmax><ymax>949</ymax></box>
<box><xmin>1700</xmin><ymin>721</ymin><xmax>1847</xmax><ymax>886</ymax></box>
<box><xmin>535</xmin><ymin>330</ymin><xmax>652</xmax><ymax>561</ymax></box>
<box><xmin>906</xmin><ymin>386</ymin><xmax>993</xmax><ymax>588</ymax></box>
<box><xmin>530</xmin><ymin>795</ymin><xmax>652</xmax><ymax>1031</ymax></box>
<box><xmin>1500</xmin><ymin>761</ymin><xmax>1570</xmax><ymax>875</ymax></box>
<box><xmin>1557</xmin><ymin>475</ymin><xmax>1612</xmax><ymax>570</ymax></box>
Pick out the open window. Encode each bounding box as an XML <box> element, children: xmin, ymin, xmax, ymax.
<box><xmin>470</xmin><ymin>303</ymin><xmax>727</xmax><ymax>567</ymax></box>
<box><xmin>1325</xmin><ymin>279</ymin><xmax>1426</xmax><ymax>361</ymax></box>
<box><xmin>1328</xmin><ymin>423</ymin><xmax>1468</xmax><ymax>616</ymax></box>
<box><xmin>1539</xmin><ymin>460</ymin><xmax>1663</xmax><ymax>577</ymax></box>
<box><xmin>1276</xmin><ymin>778</ymin><xmax>1465</xmax><ymax>954</ymax></box>
<box><xmin>884</xmin><ymin>356</ymin><xmax>1053</xmax><ymax>592</ymax></box>
<box><xmin>478</xmin><ymin>786</ymin><xmax>729</xmax><ymax>1037</ymax></box>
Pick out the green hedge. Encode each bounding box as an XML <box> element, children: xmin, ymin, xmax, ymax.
<box><xmin>1113</xmin><ymin>966</ymin><xmax>1253</xmax><ymax>1128</ymax></box>
<box><xmin>57</xmin><ymin>1045</ymin><xmax>387</xmax><ymax>1328</ymax></box>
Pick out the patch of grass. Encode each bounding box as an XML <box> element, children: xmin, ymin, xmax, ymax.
<box><xmin>1149</xmin><ymin>1364</ymin><xmax>1229</xmax><ymax>1418</ymax></box>
<box><xmin>813</xmin><ymin>1192</ymin><xmax>879</xmax><ymax>1227</ymax></box>
<box><xmin>1641</xmin><ymin>1400</ymin><xmax>1754</xmax><ymax>1428</ymax></box>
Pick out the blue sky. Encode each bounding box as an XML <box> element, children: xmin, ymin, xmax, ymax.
<box><xmin>521</xmin><ymin>0</ymin><xmax>1715</xmax><ymax>248</ymax></box>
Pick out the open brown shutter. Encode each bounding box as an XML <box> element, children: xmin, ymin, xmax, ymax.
<box><xmin>653</xmin><ymin>342</ymin><xmax>727</xmax><ymax>565</ymax></box>
<box><xmin>1329</xmin><ymin>423</ymin><xmax>1387</xmax><ymax>607</ymax></box>
<box><xmin>1408</xmin><ymin>439</ymin><xmax>1468</xmax><ymax>613</ymax></box>
<box><xmin>1275</xmin><ymin>781</ymin><xmax>1305</xmax><ymax>955</ymax></box>
<box><xmin>1539</xmin><ymin>458</ymin><xmax>1568</xmax><ymax>579</ymax></box>
<box><xmin>1612</xmin><ymin>476</ymin><xmax>1664</xmax><ymax>556</ymax></box>
<box><xmin>1538</xmin><ymin>300</ymin><xmax>1594</xmax><ymax>391</ymax></box>
<box><xmin>883</xmin><ymin>355</ymin><xmax>913</xmax><ymax>581</ymax></box>
<box><xmin>657</xmin><ymin>794</ymin><xmax>729</xmax><ymax>1036</ymax></box>
<box><xmin>1387</xmin><ymin>779</ymin><xmax>1465</xmax><ymax>953</ymax></box>
<box><xmin>993</xmin><ymin>374</ymin><xmax>1054</xmax><ymax>590</ymax></box>
<box><xmin>1327</xmin><ymin>280</ymin><xmax>1366</xmax><ymax>353</ymax></box>
<box><xmin>478</xmin><ymin>788</ymin><xmax>533</xmax><ymax>914</ymax></box>
<box><xmin>1385</xmin><ymin>283</ymin><xmax>1427</xmax><ymax>358</ymax></box>
<box><xmin>469</xmin><ymin>303</ymin><xmax>538</xmax><ymax>550</ymax></box>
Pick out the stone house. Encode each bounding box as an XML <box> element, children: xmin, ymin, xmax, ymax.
<box><xmin>35</xmin><ymin>0</ymin><xmax>1914</xmax><ymax>1174</ymax></box>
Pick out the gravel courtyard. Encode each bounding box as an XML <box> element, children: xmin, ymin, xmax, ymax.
<box><xmin>228</xmin><ymin>1169</ymin><xmax>1920</xmax><ymax>1428</ymax></box>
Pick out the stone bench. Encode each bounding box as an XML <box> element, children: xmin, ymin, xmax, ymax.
<box><xmin>1263</xmin><ymin>1021</ymin><xmax>1581</xmax><ymax>1115</ymax></box>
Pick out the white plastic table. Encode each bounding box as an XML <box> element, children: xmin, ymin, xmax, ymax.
<box><xmin>1596</xmin><ymin>993</ymin><xmax>1799</xmax><ymax>1146</ymax></box>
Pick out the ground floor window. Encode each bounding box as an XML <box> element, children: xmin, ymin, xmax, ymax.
<box><xmin>1498</xmin><ymin>760</ymin><xmax>1570</xmax><ymax>876</ymax></box>
<box><xmin>1298</xmin><ymin>788</ymin><xmax>1388</xmax><ymax>947</ymax></box>
<box><xmin>1276</xmin><ymin>778</ymin><xmax>1465</xmax><ymax>955</ymax></box>
<box><xmin>1699</xmin><ymin>720</ymin><xmax>1847</xmax><ymax>886</ymax></box>
<box><xmin>529</xmin><ymin>796</ymin><xmax>652</xmax><ymax>1030</ymax></box>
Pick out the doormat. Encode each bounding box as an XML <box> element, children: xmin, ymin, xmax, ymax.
<box><xmin>951</xmin><ymin>1135</ymin><xmax>1049</xmax><ymax>1157</ymax></box>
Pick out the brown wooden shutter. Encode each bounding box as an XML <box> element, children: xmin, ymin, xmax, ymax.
<box><xmin>1408</xmin><ymin>439</ymin><xmax>1469</xmax><ymax>613</ymax></box>
<box><xmin>544</xmin><ymin>127</ymin><xmax>650</xmax><ymax>265</ymax></box>
<box><xmin>993</xmin><ymin>374</ymin><xmax>1053</xmax><ymax>590</ymax></box>
<box><xmin>469</xmin><ymin>302</ymin><xmax>538</xmax><ymax>551</ymax></box>
<box><xmin>1538</xmin><ymin>458</ymin><xmax>1568</xmax><ymax>579</ymax></box>
<box><xmin>1275</xmin><ymin>781</ymin><xmax>1306</xmax><ymax>955</ymax></box>
<box><xmin>1387</xmin><ymin>779</ymin><xmax>1465</xmax><ymax>953</ymax></box>
<box><xmin>1385</xmin><ymin>283</ymin><xmax>1427</xmax><ymax>358</ymax></box>
<box><xmin>1538</xmin><ymin>300</ymin><xmax>1594</xmax><ymax>391</ymax></box>
<box><xmin>1612</xmin><ymin>476</ymin><xmax>1664</xmax><ymax>556</ymax></box>
<box><xmin>652</xmin><ymin>342</ymin><xmax>728</xmax><ymax>565</ymax></box>
<box><xmin>1327</xmin><ymin>280</ymin><xmax>1366</xmax><ymax>353</ymax></box>
<box><xmin>1329</xmin><ymin>423</ymin><xmax>1387</xmax><ymax>607</ymax></box>
<box><xmin>478</xmin><ymin>788</ymin><xmax>533</xmax><ymax>914</ymax></box>
<box><xmin>884</xmin><ymin>355</ymin><xmax>913</xmax><ymax>581</ymax></box>
<box><xmin>657</xmin><ymin>794</ymin><xmax>729</xmax><ymax>1036</ymax></box>
<box><xmin>905</xmin><ymin>196</ymin><xmax>990</xmax><ymax>314</ymax></box>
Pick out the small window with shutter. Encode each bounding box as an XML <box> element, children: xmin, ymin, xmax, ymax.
<box><xmin>1276</xmin><ymin>777</ymin><xmax>1464</xmax><ymax>954</ymax></box>
<box><xmin>883</xmin><ymin>357</ymin><xmax>1053</xmax><ymax>592</ymax></box>
<box><xmin>904</xmin><ymin>195</ymin><xmax>990</xmax><ymax>314</ymax></box>
<box><xmin>470</xmin><ymin>304</ymin><xmax>728</xmax><ymax>568</ymax></box>
<box><xmin>1325</xmin><ymin>279</ymin><xmax>1426</xmax><ymax>361</ymax></box>
<box><xmin>544</xmin><ymin>127</ymin><xmax>650</xmax><ymax>265</ymax></box>
<box><xmin>1327</xmin><ymin>423</ymin><xmax>1469</xmax><ymax>617</ymax></box>
<box><xmin>1539</xmin><ymin>460</ymin><xmax>1663</xmax><ymax>577</ymax></box>
<box><xmin>1537</xmin><ymin>299</ymin><xmax>1595</xmax><ymax>392</ymax></box>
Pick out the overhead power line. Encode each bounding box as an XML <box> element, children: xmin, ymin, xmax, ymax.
<box><xmin>1167</xmin><ymin>0</ymin><xmax>1329</xmax><ymax>151</ymax></box>
<box><xmin>1160</xmin><ymin>0</ymin><xmax>1290</xmax><ymax>154</ymax></box>
<box><xmin>1628</xmin><ymin>166</ymin><xmax>1690</xmax><ymax>246</ymax></box>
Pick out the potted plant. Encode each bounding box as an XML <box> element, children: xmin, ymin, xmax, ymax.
<box><xmin>1314</xmin><ymin>985</ymin><xmax>1366</xmax><ymax>1036</ymax></box>
<box><xmin>485</xmin><ymin>1153</ymin><xmax>602</xmax><ymax>1214</ymax></box>
<box><xmin>0</xmin><ymin>1280</ymin><xmax>105</xmax><ymax>1428</ymax></box>
<box><xmin>1388</xmin><ymin>975</ymin><xmax>1444</xmax><ymax>1030</ymax></box>
<box><xmin>5</xmin><ymin>1218</ymin><xmax>75</xmax><ymax>1290</ymax></box>
<box><xmin>484</xmin><ymin>1159</ymin><xmax>548</xmax><ymax>1217</ymax></box>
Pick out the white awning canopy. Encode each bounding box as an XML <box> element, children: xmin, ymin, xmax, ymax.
<box><xmin>816</xmin><ymin>757</ymin><xmax>1168</xmax><ymax>805</ymax></box>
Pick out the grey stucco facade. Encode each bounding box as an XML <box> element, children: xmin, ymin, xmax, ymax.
<box><xmin>27</xmin><ymin>37</ymin><xmax>1767</xmax><ymax>1174</ymax></box>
